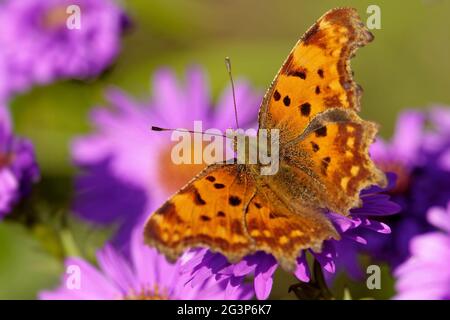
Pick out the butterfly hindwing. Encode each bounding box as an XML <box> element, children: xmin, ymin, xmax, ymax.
<box><xmin>244</xmin><ymin>182</ymin><xmax>339</xmax><ymax>272</ymax></box>
<box><xmin>284</xmin><ymin>108</ymin><xmax>387</xmax><ymax>214</ymax></box>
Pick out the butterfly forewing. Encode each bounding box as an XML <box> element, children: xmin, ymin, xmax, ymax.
<box><xmin>144</xmin><ymin>163</ymin><xmax>256</xmax><ymax>263</ymax></box>
<box><xmin>258</xmin><ymin>7</ymin><xmax>374</xmax><ymax>143</ymax></box>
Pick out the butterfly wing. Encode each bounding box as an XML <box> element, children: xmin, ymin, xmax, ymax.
<box><xmin>144</xmin><ymin>162</ymin><xmax>339</xmax><ymax>271</ymax></box>
<box><xmin>258</xmin><ymin>7</ymin><xmax>373</xmax><ymax>143</ymax></box>
<box><xmin>244</xmin><ymin>182</ymin><xmax>339</xmax><ymax>272</ymax></box>
<box><xmin>256</xmin><ymin>7</ymin><xmax>385</xmax><ymax>214</ymax></box>
<box><xmin>144</xmin><ymin>163</ymin><xmax>256</xmax><ymax>263</ymax></box>
<box><xmin>282</xmin><ymin>108</ymin><xmax>387</xmax><ymax>215</ymax></box>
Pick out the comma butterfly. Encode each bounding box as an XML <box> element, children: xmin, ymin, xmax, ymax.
<box><xmin>144</xmin><ymin>8</ymin><xmax>387</xmax><ymax>271</ymax></box>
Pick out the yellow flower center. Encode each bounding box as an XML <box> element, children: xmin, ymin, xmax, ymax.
<box><xmin>156</xmin><ymin>140</ymin><xmax>207</xmax><ymax>195</ymax></box>
<box><xmin>123</xmin><ymin>285</ymin><xmax>169</xmax><ymax>300</ymax></box>
<box><xmin>41</xmin><ymin>6</ymin><xmax>69</xmax><ymax>29</ymax></box>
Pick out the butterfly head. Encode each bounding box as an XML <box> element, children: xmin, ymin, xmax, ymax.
<box><xmin>225</xmin><ymin>129</ymin><xmax>245</xmax><ymax>153</ymax></box>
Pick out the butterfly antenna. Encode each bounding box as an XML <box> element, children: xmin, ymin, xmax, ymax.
<box><xmin>225</xmin><ymin>57</ymin><xmax>240</xmax><ymax>129</ymax></box>
<box><xmin>151</xmin><ymin>126</ymin><xmax>228</xmax><ymax>138</ymax></box>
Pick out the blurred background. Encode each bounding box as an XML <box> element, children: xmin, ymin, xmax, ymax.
<box><xmin>1</xmin><ymin>0</ymin><xmax>450</xmax><ymax>299</ymax></box>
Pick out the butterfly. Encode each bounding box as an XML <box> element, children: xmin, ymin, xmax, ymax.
<box><xmin>144</xmin><ymin>7</ymin><xmax>387</xmax><ymax>272</ymax></box>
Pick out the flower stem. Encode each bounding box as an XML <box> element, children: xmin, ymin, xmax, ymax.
<box><xmin>60</xmin><ymin>229</ymin><xmax>81</xmax><ymax>257</ymax></box>
<box><xmin>312</xmin><ymin>258</ymin><xmax>334</xmax><ymax>299</ymax></box>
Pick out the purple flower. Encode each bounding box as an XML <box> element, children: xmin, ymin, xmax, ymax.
<box><xmin>181</xmin><ymin>175</ymin><xmax>400</xmax><ymax>300</ymax></box>
<box><xmin>366</xmin><ymin>107</ymin><xmax>450</xmax><ymax>267</ymax></box>
<box><xmin>394</xmin><ymin>202</ymin><xmax>450</xmax><ymax>300</ymax></box>
<box><xmin>72</xmin><ymin>67</ymin><xmax>261</xmax><ymax>245</ymax></box>
<box><xmin>0</xmin><ymin>105</ymin><xmax>39</xmax><ymax>218</ymax></box>
<box><xmin>39</xmin><ymin>226</ymin><xmax>253</xmax><ymax>300</ymax></box>
<box><xmin>0</xmin><ymin>0</ymin><xmax>128</xmax><ymax>100</ymax></box>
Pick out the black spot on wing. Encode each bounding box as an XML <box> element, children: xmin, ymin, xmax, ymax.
<box><xmin>273</xmin><ymin>90</ymin><xmax>281</xmax><ymax>101</ymax></box>
<box><xmin>311</xmin><ymin>141</ymin><xmax>320</xmax><ymax>152</ymax></box>
<box><xmin>315</xmin><ymin>126</ymin><xmax>327</xmax><ymax>137</ymax></box>
<box><xmin>200</xmin><ymin>215</ymin><xmax>211</xmax><ymax>222</ymax></box>
<box><xmin>288</xmin><ymin>70</ymin><xmax>306</xmax><ymax>79</ymax></box>
<box><xmin>155</xmin><ymin>202</ymin><xmax>175</xmax><ymax>216</ymax></box>
<box><xmin>317</xmin><ymin>69</ymin><xmax>324</xmax><ymax>78</ymax></box>
<box><xmin>322</xmin><ymin>156</ymin><xmax>331</xmax><ymax>172</ymax></box>
<box><xmin>300</xmin><ymin>103</ymin><xmax>311</xmax><ymax>116</ymax></box>
<box><xmin>229</xmin><ymin>196</ymin><xmax>242</xmax><ymax>206</ymax></box>
<box><xmin>217</xmin><ymin>211</ymin><xmax>226</xmax><ymax>217</ymax></box>
<box><xmin>194</xmin><ymin>189</ymin><xmax>206</xmax><ymax>205</ymax></box>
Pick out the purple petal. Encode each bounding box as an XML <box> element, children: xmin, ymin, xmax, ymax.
<box><xmin>185</xmin><ymin>66</ymin><xmax>211</xmax><ymax>121</ymax></box>
<box><xmin>391</xmin><ymin>110</ymin><xmax>424</xmax><ymax>164</ymax></box>
<box><xmin>294</xmin><ymin>254</ymin><xmax>310</xmax><ymax>282</ymax></box>
<box><xmin>253</xmin><ymin>255</ymin><xmax>277</xmax><ymax>300</ymax></box>
<box><xmin>427</xmin><ymin>204</ymin><xmax>450</xmax><ymax>232</ymax></box>
<box><xmin>364</xmin><ymin>220</ymin><xmax>391</xmax><ymax>234</ymax></box>
<box><xmin>233</xmin><ymin>257</ymin><xmax>257</xmax><ymax>277</ymax></box>
<box><xmin>40</xmin><ymin>258</ymin><xmax>121</xmax><ymax>300</ymax></box>
<box><xmin>329</xmin><ymin>212</ymin><xmax>359</xmax><ymax>233</ymax></box>
<box><xmin>96</xmin><ymin>244</ymin><xmax>138</xmax><ymax>294</ymax></box>
<box><xmin>313</xmin><ymin>242</ymin><xmax>336</xmax><ymax>274</ymax></box>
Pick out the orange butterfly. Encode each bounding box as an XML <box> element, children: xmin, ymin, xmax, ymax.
<box><xmin>144</xmin><ymin>7</ymin><xmax>386</xmax><ymax>272</ymax></box>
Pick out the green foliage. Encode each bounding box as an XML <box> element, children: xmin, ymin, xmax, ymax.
<box><xmin>0</xmin><ymin>222</ymin><xmax>61</xmax><ymax>299</ymax></box>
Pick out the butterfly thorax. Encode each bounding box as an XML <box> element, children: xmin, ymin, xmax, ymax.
<box><xmin>230</xmin><ymin>132</ymin><xmax>258</xmax><ymax>164</ymax></box>
<box><xmin>227</xmin><ymin>129</ymin><xmax>280</xmax><ymax>177</ymax></box>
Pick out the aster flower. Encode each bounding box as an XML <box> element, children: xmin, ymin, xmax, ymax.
<box><xmin>181</xmin><ymin>174</ymin><xmax>400</xmax><ymax>300</ymax></box>
<box><xmin>394</xmin><ymin>202</ymin><xmax>450</xmax><ymax>300</ymax></box>
<box><xmin>72</xmin><ymin>67</ymin><xmax>261</xmax><ymax>245</ymax></box>
<box><xmin>365</xmin><ymin>107</ymin><xmax>450</xmax><ymax>267</ymax></box>
<box><xmin>39</xmin><ymin>226</ymin><xmax>253</xmax><ymax>300</ymax></box>
<box><xmin>0</xmin><ymin>105</ymin><xmax>39</xmax><ymax>218</ymax></box>
<box><xmin>0</xmin><ymin>0</ymin><xmax>129</xmax><ymax>100</ymax></box>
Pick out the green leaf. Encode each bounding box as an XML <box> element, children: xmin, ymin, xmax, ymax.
<box><xmin>0</xmin><ymin>222</ymin><xmax>62</xmax><ymax>299</ymax></box>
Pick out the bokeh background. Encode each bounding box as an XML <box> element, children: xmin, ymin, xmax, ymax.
<box><xmin>1</xmin><ymin>0</ymin><xmax>450</xmax><ymax>299</ymax></box>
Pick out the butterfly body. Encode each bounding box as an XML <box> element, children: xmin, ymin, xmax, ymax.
<box><xmin>145</xmin><ymin>8</ymin><xmax>386</xmax><ymax>271</ymax></box>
